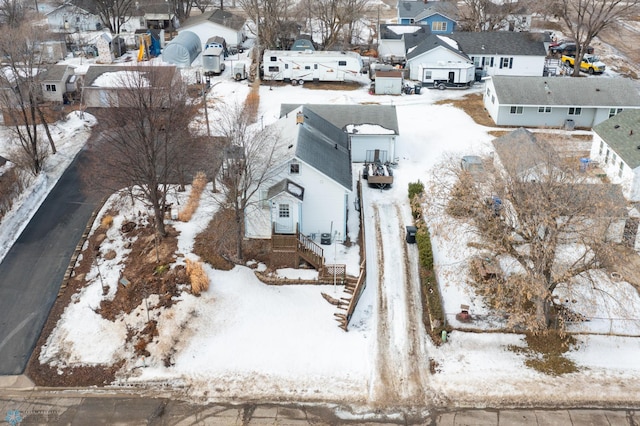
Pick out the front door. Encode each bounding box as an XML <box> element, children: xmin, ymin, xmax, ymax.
<box><xmin>275</xmin><ymin>203</ymin><xmax>294</xmax><ymax>234</ymax></box>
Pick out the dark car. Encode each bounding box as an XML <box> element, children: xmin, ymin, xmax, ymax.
<box><xmin>550</xmin><ymin>42</ymin><xmax>594</xmax><ymax>56</ymax></box>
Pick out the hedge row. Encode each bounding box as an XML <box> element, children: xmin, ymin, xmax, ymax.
<box><xmin>408</xmin><ymin>181</ymin><xmax>447</xmax><ymax>343</ymax></box>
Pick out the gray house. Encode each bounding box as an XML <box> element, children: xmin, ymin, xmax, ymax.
<box><xmin>280</xmin><ymin>104</ymin><xmax>400</xmax><ymax>163</ymax></box>
<box><xmin>484</xmin><ymin>76</ymin><xmax>640</xmax><ymax>128</ymax></box>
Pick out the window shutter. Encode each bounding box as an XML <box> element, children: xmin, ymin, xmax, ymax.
<box><xmin>509</xmin><ymin>58</ymin><xmax>513</xmax><ymax>69</ymax></box>
<box><xmin>499</xmin><ymin>58</ymin><xmax>503</xmax><ymax>69</ymax></box>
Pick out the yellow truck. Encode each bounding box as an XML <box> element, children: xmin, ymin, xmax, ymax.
<box><xmin>562</xmin><ymin>54</ymin><xmax>606</xmax><ymax>74</ymax></box>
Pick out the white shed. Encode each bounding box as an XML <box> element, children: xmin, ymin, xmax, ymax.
<box><xmin>162</xmin><ymin>31</ymin><xmax>202</xmax><ymax>68</ymax></box>
<box><xmin>375</xmin><ymin>70</ymin><xmax>404</xmax><ymax>95</ymax></box>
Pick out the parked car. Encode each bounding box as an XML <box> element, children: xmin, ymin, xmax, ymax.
<box><xmin>562</xmin><ymin>54</ymin><xmax>606</xmax><ymax>74</ymax></box>
<box><xmin>550</xmin><ymin>42</ymin><xmax>594</xmax><ymax>56</ymax></box>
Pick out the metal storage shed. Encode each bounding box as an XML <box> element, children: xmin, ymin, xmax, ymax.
<box><xmin>162</xmin><ymin>31</ymin><xmax>202</xmax><ymax>68</ymax></box>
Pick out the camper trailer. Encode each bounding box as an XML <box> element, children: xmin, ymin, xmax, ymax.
<box><xmin>416</xmin><ymin>62</ymin><xmax>475</xmax><ymax>90</ymax></box>
<box><xmin>203</xmin><ymin>45</ymin><xmax>225</xmax><ymax>76</ymax></box>
<box><xmin>262</xmin><ymin>50</ymin><xmax>363</xmax><ymax>84</ymax></box>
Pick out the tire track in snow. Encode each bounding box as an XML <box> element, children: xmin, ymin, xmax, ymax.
<box><xmin>369</xmin><ymin>201</ymin><xmax>431</xmax><ymax>408</ymax></box>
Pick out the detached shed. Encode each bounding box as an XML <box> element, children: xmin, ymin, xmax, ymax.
<box><xmin>162</xmin><ymin>31</ymin><xmax>202</xmax><ymax>68</ymax></box>
<box><xmin>374</xmin><ymin>70</ymin><xmax>404</xmax><ymax>95</ymax></box>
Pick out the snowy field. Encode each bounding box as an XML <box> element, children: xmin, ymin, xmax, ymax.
<box><xmin>1</xmin><ymin>48</ymin><xmax>640</xmax><ymax>414</ymax></box>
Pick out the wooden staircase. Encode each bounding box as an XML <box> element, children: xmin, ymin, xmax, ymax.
<box><xmin>272</xmin><ymin>224</ymin><xmax>324</xmax><ymax>271</ymax></box>
<box><xmin>297</xmin><ymin>232</ymin><xmax>324</xmax><ymax>270</ymax></box>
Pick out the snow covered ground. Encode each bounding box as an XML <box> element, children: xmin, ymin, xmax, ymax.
<box><xmin>2</xmin><ymin>49</ymin><xmax>640</xmax><ymax>416</ymax></box>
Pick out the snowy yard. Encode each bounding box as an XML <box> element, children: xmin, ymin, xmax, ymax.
<box><xmin>2</xmin><ymin>55</ymin><xmax>640</xmax><ymax>415</ymax></box>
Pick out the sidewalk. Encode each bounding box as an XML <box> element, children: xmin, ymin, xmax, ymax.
<box><xmin>0</xmin><ymin>385</ymin><xmax>637</xmax><ymax>425</ymax></box>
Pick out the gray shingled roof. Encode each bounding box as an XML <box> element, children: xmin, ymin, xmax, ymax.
<box><xmin>41</xmin><ymin>65</ymin><xmax>69</xmax><ymax>82</ymax></box>
<box><xmin>379</xmin><ymin>24</ymin><xmax>430</xmax><ymax>41</ymax></box>
<box><xmin>398</xmin><ymin>1</ymin><xmax>457</xmax><ymax>20</ymax></box>
<box><xmin>593</xmin><ymin>109</ymin><xmax>640</xmax><ymax>169</ymax></box>
<box><xmin>84</xmin><ymin>65</ymin><xmax>175</xmax><ymax>87</ymax></box>
<box><xmin>492</xmin><ymin>128</ymin><xmax>550</xmax><ymax>176</ymax></box>
<box><xmin>181</xmin><ymin>9</ymin><xmax>245</xmax><ymax>31</ymax></box>
<box><xmin>491</xmin><ymin>76</ymin><xmax>640</xmax><ymax>107</ymax></box>
<box><xmin>406</xmin><ymin>34</ymin><xmax>469</xmax><ymax>61</ymax></box>
<box><xmin>280</xmin><ymin>104</ymin><xmax>399</xmax><ymax>135</ymax></box>
<box><xmin>295</xmin><ymin>107</ymin><xmax>352</xmax><ymax>190</ymax></box>
<box><xmin>209</xmin><ymin>9</ymin><xmax>245</xmax><ymax>31</ymax></box>
<box><xmin>448</xmin><ymin>31</ymin><xmax>547</xmax><ymax>56</ymax></box>
<box><xmin>267</xmin><ymin>179</ymin><xmax>305</xmax><ymax>201</ymax></box>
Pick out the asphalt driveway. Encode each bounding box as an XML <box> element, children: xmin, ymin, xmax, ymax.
<box><xmin>0</xmin><ymin>151</ymin><xmax>105</xmax><ymax>374</ymax></box>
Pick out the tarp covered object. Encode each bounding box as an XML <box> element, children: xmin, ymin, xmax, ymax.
<box><xmin>162</xmin><ymin>31</ymin><xmax>202</xmax><ymax>68</ymax></box>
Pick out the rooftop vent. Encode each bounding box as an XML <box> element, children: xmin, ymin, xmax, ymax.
<box><xmin>614</xmin><ymin>124</ymin><xmax>620</xmax><ymax>129</ymax></box>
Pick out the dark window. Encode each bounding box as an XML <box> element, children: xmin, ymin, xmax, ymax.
<box><xmin>270</xmin><ymin>56</ymin><xmax>276</xmax><ymax>61</ymax></box>
<box><xmin>338</xmin><ymin>60</ymin><xmax>347</xmax><ymax>66</ymax></box>
<box><xmin>279</xmin><ymin>204</ymin><xmax>290</xmax><ymax>218</ymax></box>
<box><xmin>568</xmin><ymin>107</ymin><xmax>582</xmax><ymax>115</ymax></box>
<box><xmin>268</xmin><ymin>66</ymin><xmax>279</xmax><ymax>72</ymax></box>
<box><xmin>290</xmin><ymin>162</ymin><xmax>300</xmax><ymax>174</ymax></box>
<box><xmin>305</xmin><ymin>65</ymin><xmax>310</xmax><ymax>69</ymax></box>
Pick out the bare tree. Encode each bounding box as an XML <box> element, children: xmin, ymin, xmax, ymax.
<box><xmin>302</xmin><ymin>0</ymin><xmax>369</xmax><ymax>49</ymax></box>
<box><xmin>93</xmin><ymin>0</ymin><xmax>135</xmax><ymax>34</ymax></box>
<box><xmin>442</xmin><ymin>130</ymin><xmax>625</xmax><ymax>332</ymax></box>
<box><xmin>0</xmin><ymin>0</ymin><xmax>26</xmax><ymax>28</ymax></box>
<box><xmin>193</xmin><ymin>0</ymin><xmax>215</xmax><ymax>13</ymax></box>
<box><xmin>211</xmin><ymin>101</ymin><xmax>283</xmax><ymax>260</ymax></box>
<box><xmin>457</xmin><ymin>0</ymin><xmax>527</xmax><ymax>32</ymax></box>
<box><xmin>0</xmin><ymin>21</ymin><xmax>57</xmax><ymax>175</ymax></box>
<box><xmin>168</xmin><ymin>0</ymin><xmax>192</xmax><ymax>23</ymax></box>
<box><xmin>551</xmin><ymin>0</ymin><xmax>640</xmax><ymax>76</ymax></box>
<box><xmin>85</xmin><ymin>66</ymin><xmax>195</xmax><ymax>238</ymax></box>
<box><xmin>239</xmin><ymin>0</ymin><xmax>290</xmax><ymax>50</ymax></box>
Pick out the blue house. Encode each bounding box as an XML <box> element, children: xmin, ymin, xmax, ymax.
<box><xmin>397</xmin><ymin>1</ymin><xmax>458</xmax><ymax>34</ymax></box>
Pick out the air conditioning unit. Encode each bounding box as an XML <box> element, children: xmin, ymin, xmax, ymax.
<box><xmin>320</xmin><ymin>233</ymin><xmax>331</xmax><ymax>245</ymax></box>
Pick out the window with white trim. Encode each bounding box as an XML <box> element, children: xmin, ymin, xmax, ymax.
<box><xmin>510</xmin><ymin>106</ymin><xmax>523</xmax><ymax>114</ymax></box>
<box><xmin>431</xmin><ymin>21</ymin><xmax>447</xmax><ymax>32</ymax></box>
<box><xmin>568</xmin><ymin>107</ymin><xmax>582</xmax><ymax>115</ymax></box>
<box><xmin>599</xmin><ymin>141</ymin><xmax>603</xmax><ymax>156</ymax></box>
<box><xmin>45</xmin><ymin>84</ymin><xmax>56</xmax><ymax>92</ymax></box>
<box><xmin>619</xmin><ymin>161</ymin><xmax>624</xmax><ymax>177</ymax></box>
<box><xmin>609</xmin><ymin>108</ymin><xmax>623</xmax><ymax>118</ymax></box>
<box><xmin>289</xmin><ymin>161</ymin><xmax>300</xmax><ymax>174</ymax></box>
<box><xmin>538</xmin><ymin>106</ymin><xmax>551</xmax><ymax>113</ymax></box>
<box><xmin>279</xmin><ymin>204</ymin><xmax>290</xmax><ymax>218</ymax></box>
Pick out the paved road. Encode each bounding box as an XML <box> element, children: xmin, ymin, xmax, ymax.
<box><xmin>0</xmin><ymin>151</ymin><xmax>104</xmax><ymax>374</ymax></box>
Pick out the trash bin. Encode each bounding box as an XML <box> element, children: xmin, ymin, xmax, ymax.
<box><xmin>406</xmin><ymin>226</ymin><xmax>417</xmax><ymax>244</ymax></box>
<box><xmin>414</xmin><ymin>84</ymin><xmax>421</xmax><ymax>94</ymax></box>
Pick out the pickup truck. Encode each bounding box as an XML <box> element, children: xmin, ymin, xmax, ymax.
<box><xmin>562</xmin><ymin>54</ymin><xmax>606</xmax><ymax>74</ymax></box>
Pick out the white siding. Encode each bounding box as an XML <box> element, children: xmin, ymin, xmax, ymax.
<box><xmin>378</xmin><ymin>39</ymin><xmax>406</xmax><ymax>61</ymax></box>
<box><xmin>591</xmin><ymin>134</ymin><xmax>640</xmax><ymax>201</ymax></box>
<box><xmin>350</xmin><ymin>135</ymin><xmax>396</xmax><ymax>163</ymax></box>
<box><xmin>246</xmin><ymin>159</ymin><xmax>350</xmax><ymax>240</ymax></box>
<box><xmin>470</xmin><ymin>54</ymin><xmax>545</xmax><ymax>77</ymax></box>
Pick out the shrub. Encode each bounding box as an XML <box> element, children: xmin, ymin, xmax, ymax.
<box><xmin>178</xmin><ymin>172</ymin><xmax>207</xmax><ymax>222</ymax></box>
<box><xmin>408</xmin><ymin>180</ymin><xmax>424</xmax><ymax>200</ymax></box>
<box><xmin>101</xmin><ymin>215</ymin><xmax>114</xmax><ymax>229</ymax></box>
<box><xmin>186</xmin><ymin>258</ymin><xmax>210</xmax><ymax>295</ymax></box>
<box><xmin>408</xmin><ymin>179</ymin><xmax>446</xmax><ymax>343</ymax></box>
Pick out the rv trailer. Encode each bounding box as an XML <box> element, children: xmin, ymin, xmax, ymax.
<box><xmin>262</xmin><ymin>50</ymin><xmax>363</xmax><ymax>84</ymax></box>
